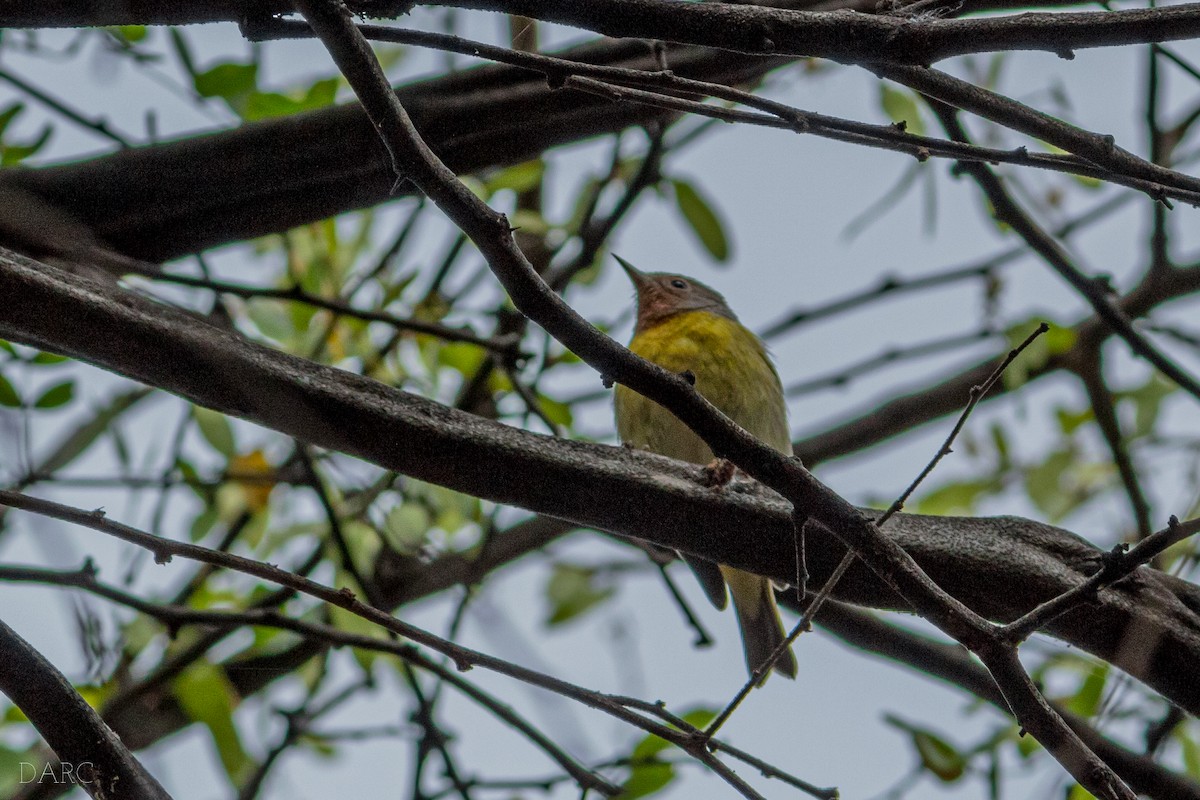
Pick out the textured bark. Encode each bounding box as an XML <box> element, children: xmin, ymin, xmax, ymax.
<box><xmin>2</xmin><ymin>249</ymin><xmax>1198</xmax><ymax>718</ymax></box>
<box><xmin>0</xmin><ymin>618</ymin><xmax>173</xmax><ymax>800</ymax></box>
<box><xmin>0</xmin><ymin>39</ymin><xmax>783</xmax><ymax>263</ymax></box>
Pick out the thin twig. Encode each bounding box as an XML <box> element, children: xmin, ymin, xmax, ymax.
<box><xmin>0</xmin><ymin>490</ymin><xmax>821</xmax><ymax>798</ymax></box>
<box><xmin>241</xmin><ymin>15</ymin><xmax>1200</xmax><ymax>206</ymax></box>
<box><xmin>707</xmin><ymin>323</ymin><xmax>1046</xmax><ymax>738</ymax></box>
<box><xmin>286</xmin><ymin>4</ymin><xmax>1140</xmax><ymax>796</ymax></box>
<box><xmin>877</xmin><ymin>323</ymin><xmax>1049</xmax><ymax>525</ymax></box>
<box><xmin>1076</xmin><ymin>351</ymin><xmax>1154</xmax><ymax>540</ymax></box>
<box><xmin>929</xmin><ymin>103</ymin><xmax>1200</xmax><ymax>406</ymax></box>
<box><xmin>784</xmin><ymin>327</ymin><xmax>997</xmax><ymax>397</ymax></box>
<box><xmin>0</xmin><ymin>67</ymin><xmax>132</xmax><ymax>147</ymax></box>
<box><xmin>123</xmin><ymin>262</ymin><xmax>520</xmax><ymax>353</ymax></box>
<box><xmin>0</xmin><ymin>562</ymin><xmax>615</xmax><ymax>797</ymax></box>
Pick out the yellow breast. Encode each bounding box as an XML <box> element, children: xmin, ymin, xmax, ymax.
<box><xmin>614</xmin><ymin>310</ymin><xmax>791</xmax><ymax>463</ymax></box>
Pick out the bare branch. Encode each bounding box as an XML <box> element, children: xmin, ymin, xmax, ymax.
<box><xmin>4</xmin><ymin>250</ymin><xmax>1200</xmax><ymax>724</ymax></box>
<box><xmin>420</xmin><ymin>0</ymin><xmax>1200</xmax><ymax>66</ymax></box>
<box><xmin>0</xmin><ymin>615</ymin><xmax>173</xmax><ymax>800</ymax></box>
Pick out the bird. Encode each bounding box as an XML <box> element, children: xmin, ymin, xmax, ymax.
<box><xmin>612</xmin><ymin>255</ymin><xmax>797</xmax><ymax>682</ymax></box>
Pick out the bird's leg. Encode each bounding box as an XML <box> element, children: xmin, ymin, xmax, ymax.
<box><xmin>702</xmin><ymin>457</ymin><xmax>737</xmax><ymax>488</ymax></box>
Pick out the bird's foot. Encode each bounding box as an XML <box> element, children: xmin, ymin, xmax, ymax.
<box><xmin>702</xmin><ymin>457</ymin><xmax>737</xmax><ymax>488</ymax></box>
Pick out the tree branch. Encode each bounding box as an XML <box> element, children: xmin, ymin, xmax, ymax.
<box><xmin>3</xmin><ymin>250</ymin><xmax>1200</xmax><ymax>721</ymax></box>
<box><xmin>0</xmin><ymin>616</ymin><xmax>174</xmax><ymax>800</ymax></box>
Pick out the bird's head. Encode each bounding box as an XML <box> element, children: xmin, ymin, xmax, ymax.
<box><xmin>615</xmin><ymin>255</ymin><xmax>737</xmax><ymax>334</ymax></box>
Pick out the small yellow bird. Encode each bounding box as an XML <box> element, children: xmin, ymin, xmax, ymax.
<box><xmin>613</xmin><ymin>256</ymin><xmax>797</xmax><ymax>681</ymax></box>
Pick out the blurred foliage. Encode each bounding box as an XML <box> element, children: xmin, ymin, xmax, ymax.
<box><xmin>0</xmin><ymin>16</ymin><xmax>1197</xmax><ymax>800</ymax></box>
<box><xmin>614</xmin><ymin>708</ymin><xmax>716</xmax><ymax>799</ymax></box>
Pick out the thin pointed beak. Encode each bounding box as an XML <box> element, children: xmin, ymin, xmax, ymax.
<box><xmin>613</xmin><ymin>254</ymin><xmax>649</xmax><ymax>291</ymax></box>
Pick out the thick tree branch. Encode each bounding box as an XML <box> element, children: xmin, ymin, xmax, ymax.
<box><xmin>0</xmin><ymin>38</ymin><xmax>783</xmax><ymax>263</ymax></box>
<box><xmin>241</xmin><ymin>17</ymin><xmax>1200</xmax><ymax>207</ymax></box>
<box><xmin>4</xmin><ymin>238</ymin><xmax>1200</xmax><ymax>732</ymax></box>
<box><xmin>0</xmin><ymin>616</ymin><xmax>173</xmax><ymax>800</ymax></box>
<box><xmin>243</xmin><ymin>0</ymin><xmax>1200</xmax><ymax>66</ymax></box>
<box><xmin>416</xmin><ymin>0</ymin><xmax>1200</xmax><ymax>65</ymax></box>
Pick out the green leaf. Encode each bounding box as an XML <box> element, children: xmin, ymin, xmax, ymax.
<box><xmin>885</xmin><ymin>715</ymin><xmax>965</xmax><ymax>782</ymax></box>
<box><xmin>1176</xmin><ymin>726</ymin><xmax>1200</xmax><ymax>777</ymax></box>
<box><xmin>1</xmin><ymin>124</ymin><xmax>52</xmax><ymax>166</ymax></box>
<box><xmin>246</xmin><ymin>298</ymin><xmax>297</xmax><ymax>342</ymax></box>
<box><xmin>630</xmin><ymin>707</ymin><xmax>716</xmax><ymax>762</ymax></box>
<box><xmin>989</xmin><ymin>423</ymin><xmax>1010</xmax><ymax>470</ymax></box>
<box><xmin>329</xmin><ymin>569</ymin><xmax>389</xmax><ymax>671</ymax></box>
<box><xmin>193</xmin><ymin>406</ymin><xmax>237</xmax><ymax>457</ymax></box>
<box><xmin>537</xmin><ymin>394</ymin><xmax>574</xmax><ymax>428</ymax></box>
<box><xmin>118</xmin><ymin>25</ymin><xmax>148</xmax><ymax>42</ymax></box>
<box><xmin>189</xmin><ymin>506</ymin><xmax>219</xmax><ymax>542</ymax></box>
<box><xmin>0</xmin><ymin>373</ymin><xmax>19</xmax><ymax>407</ymax></box>
<box><xmin>173</xmin><ymin>662</ymin><xmax>250</xmax><ymax>781</ymax></box>
<box><xmin>879</xmin><ymin>85</ymin><xmax>926</xmax><ymax>135</ymax></box>
<box><xmin>383</xmin><ymin>503</ymin><xmax>431</xmax><ymax>554</ymax></box>
<box><xmin>679</xmin><ymin>707</ymin><xmax>717</xmax><ymax>729</ymax></box>
<box><xmin>617</xmin><ymin>762</ymin><xmax>675</xmax><ymax>800</ymax></box>
<box><xmin>1002</xmin><ymin>319</ymin><xmax>1076</xmax><ymax>389</ymax></box>
<box><xmin>0</xmin><ymin>744</ymin><xmax>32</xmax><ymax>794</ymax></box>
<box><xmin>1067</xmin><ymin>783</ymin><xmax>1097</xmax><ymax>800</ymax></box>
<box><xmin>302</xmin><ymin>77</ymin><xmax>339</xmax><ymax>109</ymax></box>
<box><xmin>1055</xmin><ymin>405</ymin><xmax>1094</xmax><ymax>435</ymax></box>
<box><xmin>241</xmin><ymin>91</ymin><xmax>302</xmax><ymax>121</ymax></box>
<box><xmin>671</xmin><ymin>179</ymin><xmax>730</xmax><ymax>261</ymax></box>
<box><xmin>339</xmin><ymin>520</ymin><xmax>382</xmax><ymax>577</ymax></box>
<box><xmin>1119</xmin><ymin>372</ymin><xmax>1175</xmax><ymax>438</ymax></box>
<box><xmin>193</xmin><ymin>61</ymin><xmax>258</xmax><ymax>102</ymax></box>
<box><xmin>34</xmin><ymin>381</ymin><xmax>74</xmax><ymax>409</ymax></box>
<box><xmin>241</xmin><ymin>78</ymin><xmax>338</xmax><ymax>121</ymax></box>
<box><xmin>509</xmin><ymin>208</ymin><xmax>551</xmax><ymax>236</ymax></box>
<box><xmin>1023</xmin><ymin>448</ymin><xmax>1077</xmax><ymax>521</ymax></box>
<box><xmin>1064</xmin><ymin>662</ymin><xmax>1108</xmax><ymax>717</ymax></box>
<box><xmin>30</xmin><ymin>351</ymin><xmax>68</xmax><ymax>365</ymax></box>
<box><xmin>544</xmin><ymin>563</ymin><xmax>615</xmax><ymax>627</ymax></box>
<box><xmin>437</xmin><ymin>342</ymin><xmax>487</xmax><ymax>376</ymax></box>
<box><xmin>916</xmin><ymin>479</ymin><xmax>996</xmax><ymax>516</ymax></box>
<box><xmin>0</xmin><ymin>103</ymin><xmax>25</xmax><ymax>138</ymax></box>
<box><xmin>486</xmin><ymin>160</ymin><xmax>545</xmax><ymax>195</ymax></box>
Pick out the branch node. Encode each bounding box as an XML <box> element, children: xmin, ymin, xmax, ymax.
<box><xmin>787</xmin><ymin>110</ymin><xmax>810</xmax><ymax>133</ymax></box>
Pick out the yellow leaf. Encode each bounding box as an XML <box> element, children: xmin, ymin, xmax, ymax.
<box><xmin>227</xmin><ymin>449</ymin><xmax>275</xmax><ymax>512</ymax></box>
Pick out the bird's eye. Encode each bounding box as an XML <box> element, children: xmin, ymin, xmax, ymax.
<box><xmin>670</xmin><ymin>279</ymin><xmax>688</xmax><ymax>289</ymax></box>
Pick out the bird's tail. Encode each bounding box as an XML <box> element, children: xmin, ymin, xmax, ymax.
<box><xmin>722</xmin><ymin>567</ymin><xmax>797</xmax><ymax>683</ymax></box>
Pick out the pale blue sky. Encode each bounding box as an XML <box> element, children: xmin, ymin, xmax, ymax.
<box><xmin>2</xmin><ymin>8</ymin><xmax>1199</xmax><ymax>799</ymax></box>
